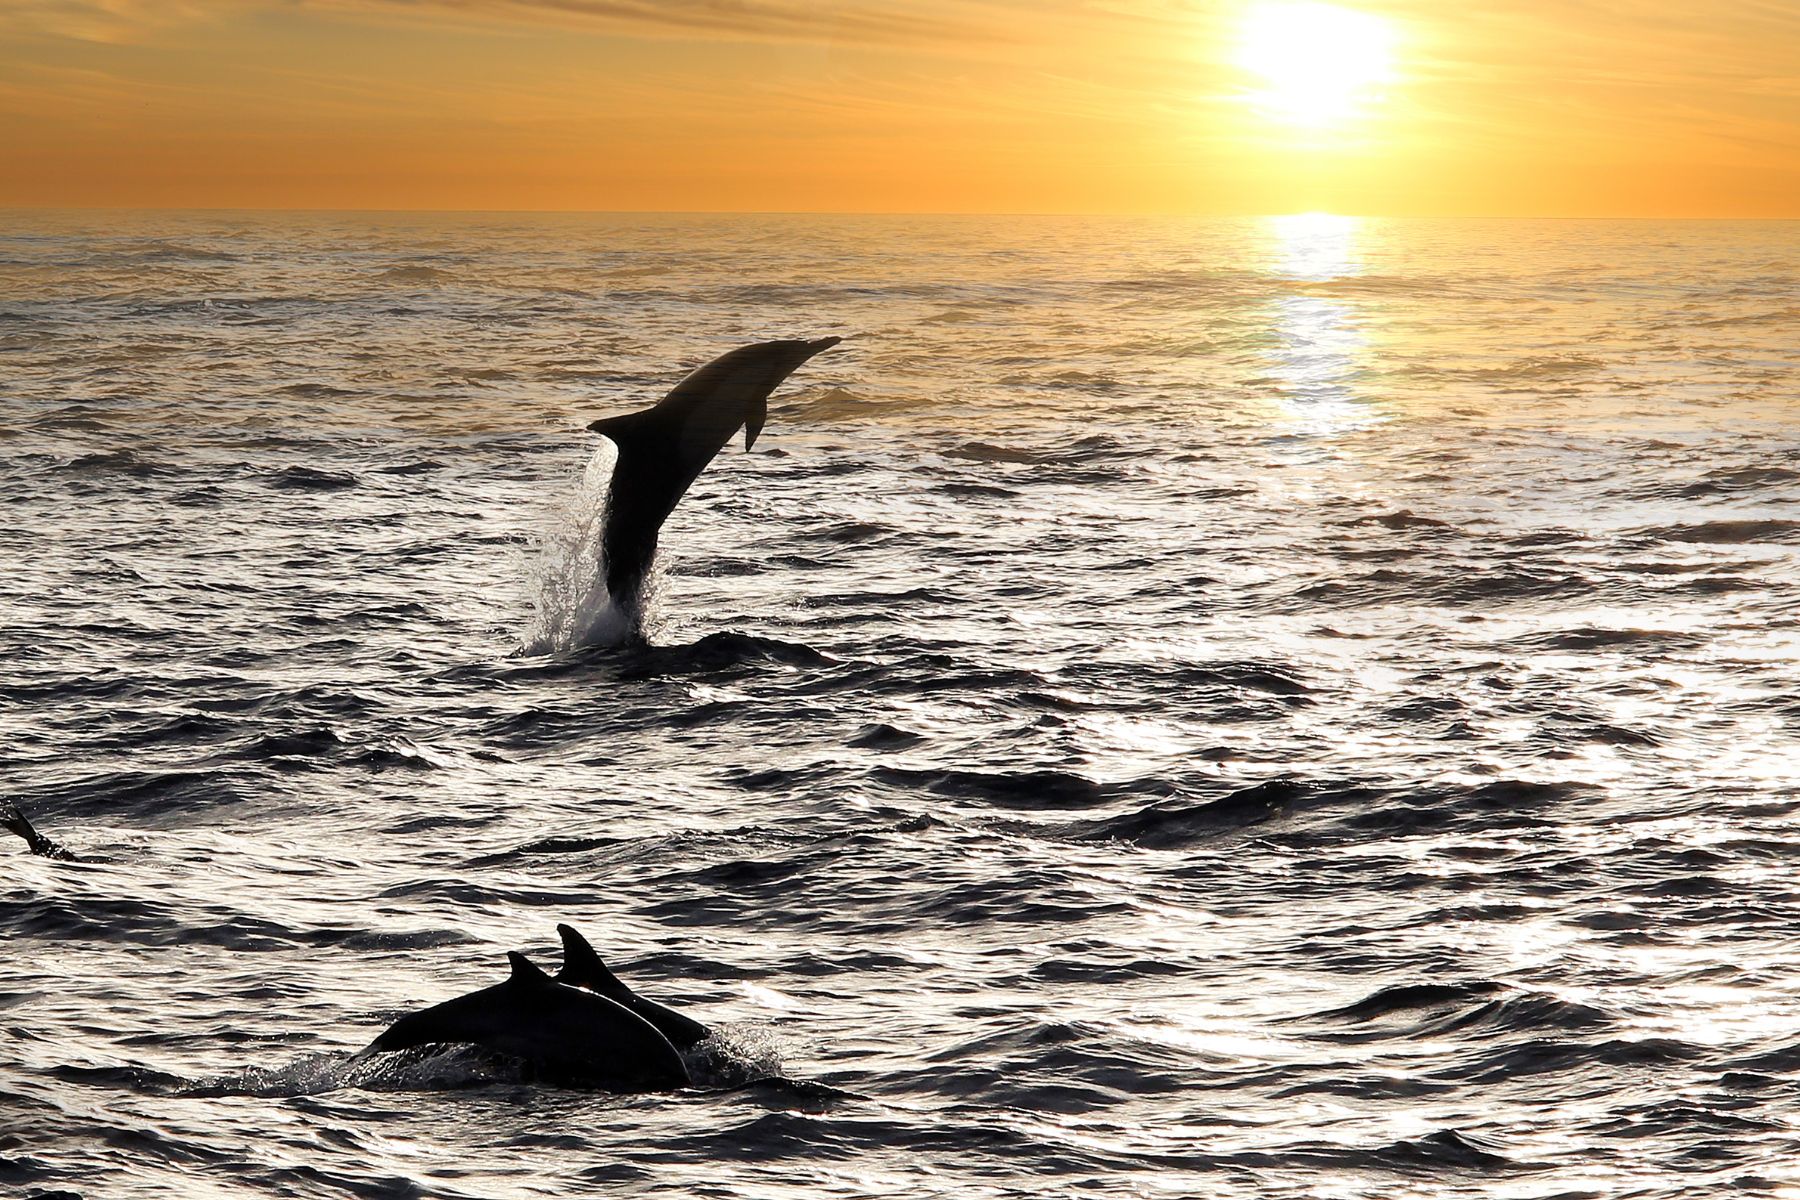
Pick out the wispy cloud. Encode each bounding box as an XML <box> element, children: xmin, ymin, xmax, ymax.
<box><xmin>388</xmin><ymin>0</ymin><xmax>982</xmax><ymax>45</ymax></box>
<box><xmin>1</xmin><ymin>0</ymin><xmax>1007</xmax><ymax>46</ymax></box>
<box><xmin>0</xmin><ymin>0</ymin><xmax>217</xmax><ymax>42</ymax></box>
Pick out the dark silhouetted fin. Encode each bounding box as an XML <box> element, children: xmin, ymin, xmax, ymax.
<box><xmin>1</xmin><ymin>799</ymin><xmax>78</xmax><ymax>861</ymax></box>
<box><xmin>553</xmin><ymin>923</ymin><xmax>711</xmax><ymax>1051</ymax></box>
<box><xmin>507</xmin><ymin>951</ymin><xmax>552</xmax><ymax>986</ymax></box>
<box><xmin>555</xmin><ymin>923</ymin><xmax>630</xmax><ymax>998</ymax></box>
<box><xmin>586</xmin><ymin>409</ymin><xmax>657</xmax><ymax>452</ymax></box>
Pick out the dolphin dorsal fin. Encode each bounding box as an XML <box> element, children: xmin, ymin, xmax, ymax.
<box><xmin>556</xmin><ymin>923</ymin><xmax>631</xmax><ymax>999</ymax></box>
<box><xmin>587</xmin><ymin>409</ymin><xmax>658</xmax><ymax>450</ymax></box>
<box><xmin>508</xmin><ymin>951</ymin><xmax>551</xmax><ymax>987</ymax></box>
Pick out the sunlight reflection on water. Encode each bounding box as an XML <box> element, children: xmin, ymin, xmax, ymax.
<box><xmin>1263</xmin><ymin>213</ymin><xmax>1378</xmax><ymax>439</ymax></box>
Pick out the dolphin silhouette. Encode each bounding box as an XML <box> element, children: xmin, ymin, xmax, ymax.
<box><xmin>554</xmin><ymin>923</ymin><xmax>710</xmax><ymax>1051</ymax></box>
<box><xmin>360</xmin><ymin>951</ymin><xmax>690</xmax><ymax>1090</ymax></box>
<box><xmin>586</xmin><ymin>337</ymin><xmax>841</xmax><ymax>615</ymax></box>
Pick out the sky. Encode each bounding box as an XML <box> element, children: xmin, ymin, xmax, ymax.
<box><xmin>1</xmin><ymin>0</ymin><xmax>1797</xmax><ymax>215</ymax></box>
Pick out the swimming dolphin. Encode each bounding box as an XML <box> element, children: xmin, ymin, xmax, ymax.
<box><xmin>586</xmin><ymin>337</ymin><xmax>841</xmax><ymax>616</ymax></box>
<box><xmin>359</xmin><ymin>951</ymin><xmax>690</xmax><ymax>1090</ymax></box>
<box><xmin>554</xmin><ymin>923</ymin><xmax>710</xmax><ymax>1051</ymax></box>
<box><xmin>1</xmin><ymin>799</ymin><xmax>78</xmax><ymax>861</ymax></box>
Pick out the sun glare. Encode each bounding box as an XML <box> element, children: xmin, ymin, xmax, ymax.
<box><xmin>1238</xmin><ymin>2</ymin><xmax>1397</xmax><ymax>128</ymax></box>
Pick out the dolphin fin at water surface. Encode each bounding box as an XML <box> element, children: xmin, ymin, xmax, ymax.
<box><xmin>1</xmin><ymin>799</ymin><xmax>79</xmax><ymax>861</ymax></box>
<box><xmin>554</xmin><ymin>922</ymin><xmax>711</xmax><ymax>1051</ymax></box>
<box><xmin>360</xmin><ymin>950</ymin><xmax>691</xmax><ymax>1090</ymax></box>
<box><xmin>586</xmin><ymin>336</ymin><xmax>841</xmax><ymax>616</ymax></box>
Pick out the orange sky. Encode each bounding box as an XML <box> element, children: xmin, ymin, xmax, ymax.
<box><xmin>2</xmin><ymin>1</ymin><xmax>1796</xmax><ymax>215</ymax></box>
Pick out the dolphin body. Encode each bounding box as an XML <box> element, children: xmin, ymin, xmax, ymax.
<box><xmin>586</xmin><ymin>337</ymin><xmax>841</xmax><ymax>617</ymax></box>
<box><xmin>360</xmin><ymin>951</ymin><xmax>691</xmax><ymax>1090</ymax></box>
<box><xmin>554</xmin><ymin>923</ymin><xmax>710</xmax><ymax>1051</ymax></box>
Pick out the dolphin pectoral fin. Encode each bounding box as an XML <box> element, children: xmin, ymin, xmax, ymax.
<box><xmin>744</xmin><ymin>397</ymin><xmax>765</xmax><ymax>452</ymax></box>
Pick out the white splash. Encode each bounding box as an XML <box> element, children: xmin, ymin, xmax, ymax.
<box><xmin>521</xmin><ymin>440</ymin><xmax>645</xmax><ymax>653</ymax></box>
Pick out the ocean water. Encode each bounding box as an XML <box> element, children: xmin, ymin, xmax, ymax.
<box><xmin>2</xmin><ymin>210</ymin><xmax>1799</xmax><ymax>1198</ymax></box>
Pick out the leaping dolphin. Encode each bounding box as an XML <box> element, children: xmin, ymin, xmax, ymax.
<box><xmin>586</xmin><ymin>337</ymin><xmax>841</xmax><ymax>617</ymax></box>
<box><xmin>359</xmin><ymin>951</ymin><xmax>691</xmax><ymax>1090</ymax></box>
<box><xmin>554</xmin><ymin>923</ymin><xmax>710</xmax><ymax>1051</ymax></box>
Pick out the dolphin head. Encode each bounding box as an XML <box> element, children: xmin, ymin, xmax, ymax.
<box><xmin>659</xmin><ymin>335</ymin><xmax>842</xmax><ymax>454</ymax></box>
<box><xmin>740</xmin><ymin>336</ymin><xmax>841</xmax><ymax>451</ymax></box>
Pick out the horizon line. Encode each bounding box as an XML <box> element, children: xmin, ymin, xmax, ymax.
<box><xmin>3</xmin><ymin>205</ymin><xmax>1797</xmax><ymax>221</ymax></box>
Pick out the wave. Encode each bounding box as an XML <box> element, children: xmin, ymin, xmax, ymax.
<box><xmin>1508</xmin><ymin>626</ymin><xmax>1708</xmax><ymax>652</ymax></box>
<box><xmin>1637</xmin><ymin>519</ymin><xmax>1800</xmax><ymax>544</ymax></box>
<box><xmin>846</xmin><ymin>722</ymin><xmax>925</xmax><ymax>749</ymax></box>
<box><xmin>1341</xmin><ymin>509</ymin><xmax>1454</xmax><ymax>531</ymax></box>
<box><xmin>1363</xmin><ymin>1129</ymin><xmax>1520</xmax><ymax>1172</ymax></box>
<box><xmin>53</xmin><ymin>449</ymin><xmax>169</xmax><ymax>477</ymax></box>
<box><xmin>620</xmin><ymin>632</ymin><xmax>837</xmax><ymax>677</ymax></box>
<box><xmin>116</xmin><ymin>242</ymin><xmax>240</xmax><ymax>264</ymax></box>
<box><xmin>871</xmin><ymin>766</ymin><xmax>1177</xmax><ymax>810</ymax></box>
<box><xmin>371</xmin><ymin>264</ymin><xmax>454</xmax><ymax>285</ymax></box>
<box><xmin>264</xmin><ymin>465</ymin><xmax>358</xmax><ymax>490</ymax></box>
<box><xmin>1405</xmin><ymin>354</ymin><xmax>1603</xmax><ymax>383</ymax></box>
<box><xmin>944</xmin><ymin>441</ymin><xmax>1045</xmax><ymax>465</ymax></box>
<box><xmin>1069</xmin><ymin>778</ymin><xmax>1323</xmax><ymax>845</ymax></box>
<box><xmin>1438</xmin><ymin>1036</ymin><xmax>1704</xmax><ymax>1084</ymax></box>
<box><xmin>1632</xmin><ymin>464</ymin><xmax>1800</xmax><ymax>501</ymax></box>
<box><xmin>773</xmin><ymin>386</ymin><xmax>925</xmax><ymax>422</ymax></box>
<box><xmin>275</xmin><ymin>382</ymin><xmax>360</xmax><ymax>399</ymax></box>
<box><xmin>1309</xmin><ymin>980</ymin><xmax>1613</xmax><ymax>1041</ymax></box>
<box><xmin>19</xmin><ymin>766</ymin><xmax>249</xmax><ymax>823</ymax></box>
<box><xmin>1692</xmin><ymin>304</ymin><xmax>1800</xmax><ymax>328</ymax></box>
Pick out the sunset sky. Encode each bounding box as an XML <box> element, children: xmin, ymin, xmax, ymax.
<box><xmin>2</xmin><ymin>0</ymin><xmax>1796</xmax><ymax>215</ymax></box>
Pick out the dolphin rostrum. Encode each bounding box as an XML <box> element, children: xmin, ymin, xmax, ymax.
<box><xmin>360</xmin><ymin>951</ymin><xmax>691</xmax><ymax>1090</ymax></box>
<box><xmin>554</xmin><ymin>923</ymin><xmax>710</xmax><ymax>1051</ymax></box>
<box><xmin>586</xmin><ymin>337</ymin><xmax>841</xmax><ymax>616</ymax></box>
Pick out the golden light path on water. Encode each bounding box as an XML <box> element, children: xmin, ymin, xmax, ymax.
<box><xmin>1264</xmin><ymin>212</ymin><xmax>1377</xmax><ymax>438</ymax></box>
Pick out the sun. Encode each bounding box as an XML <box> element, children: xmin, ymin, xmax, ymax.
<box><xmin>1237</xmin><ymin>2</ymin><xmax>1397</xmax><ymax>128</ymax></box>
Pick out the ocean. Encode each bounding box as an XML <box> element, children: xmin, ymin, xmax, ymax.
<box><xmin>2</xmin><ymin>210</ymin><xmax>1798</xmax><ymax>1198</ymax></box>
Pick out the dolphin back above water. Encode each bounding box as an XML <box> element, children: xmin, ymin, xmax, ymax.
<box><xmin>361</xmin><ymin>951</ymin><xmax>691</xmax><ymax>1090</ymax></box>
<box><xmin>586</xmin><ymin>337</ymin><xmax>841</xmax><ymax>614</ymax></box>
